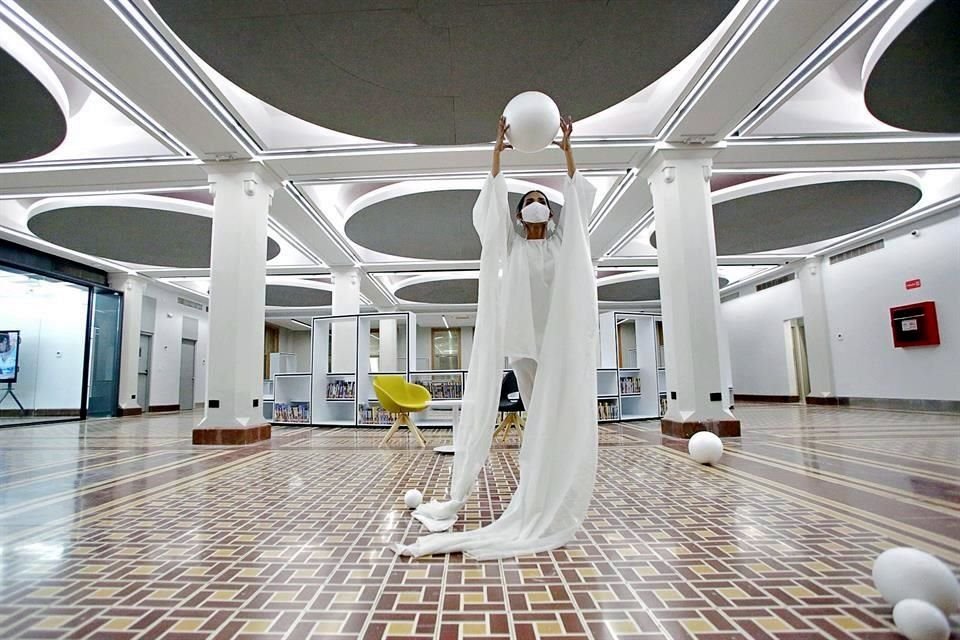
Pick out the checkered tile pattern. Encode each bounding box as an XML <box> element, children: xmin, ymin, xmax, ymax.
<box><xmin>0</xmin><ymin>405</ymin><xmax>957</xmax><ymax>638</ymax></box>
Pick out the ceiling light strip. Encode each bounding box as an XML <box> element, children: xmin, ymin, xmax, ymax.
<box><xmin>659</xmin><ymin>0</ymin><xmax>778</xmax><ymax>141</ymax></box>
<box><xmin>0</xmin><ymin>156</ymin><xmax>204</xmax><ymax>172</ymax></box>
<box><xmin>297</xmin><ymin>167</ymin><xmax>624</xmax><ymax>186</ymax></box>
<box><xmin>291</xmin><ymin>319</ymin><xmax>311</xmax><ymax>329</ymax></box>
<box><xmin>0</xmin><ymin>0</ymin><xmax>192</xmax><ymax>157</ymax></box>
<box><xmin>104</xmin><ymin>0</ymin><xmax>262</xmax><ymax>156</ymax></box>
<box><xmin>604</xmin><ymin>207</ymin><xmax>656</xmax><ymax>256</ymax></box>
<box><xmin>266</xmin><ymin>218</ymin><xmax>325</xmax><ymax>266</ymax></box>
<box><xmin>0</xmin><ymin>183</ymin><xmax>208</xmax><ymax>200</ymax></box>
<box><xmin>735</xmin><ymin>0</ymin><xmax>898</xmax><ymax>136</ymax></box>
<box><xmin>283</xmin><ymin>183</ymin><xmax>363</xmax><ymax>266</ymax></box>
<box><xmin>587</xmin><ymin>168</ymin><xmax>640</xmax><ymax>233</ymax></box>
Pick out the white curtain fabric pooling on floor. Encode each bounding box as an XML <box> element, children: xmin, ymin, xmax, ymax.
<box><xmin>391</xmin><ymin>171</ymin><xmax>598</xmax><ymax>560</ymax></box>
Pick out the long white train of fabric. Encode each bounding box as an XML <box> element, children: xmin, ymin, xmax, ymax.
<box><xmin>391</xmin><ymin>171</ymin><xmax>599</xmax><ymax>561</ymax></box>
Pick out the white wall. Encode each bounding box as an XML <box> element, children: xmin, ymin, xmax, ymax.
<box><xmin>277</xmin><ymin>327</ymin><xmax>312</xmax><ymax>373</ymax></box>
<box><xmin>0</xmin><ymin>275</ymin><xmax>88</xmax><ymax>411</ymax></box>
<box><xmin>142</xmin><ymin>284</ymin><xmax>209</xmax><ymax>407</ymax></box>
<box><xmin>722</xmin><ymin>210</ymin><xmax>960</xmax><ymax>401</ymax></box>
<box><xmin>722</xmin><ymin>279</ymin><xmax>804</xmax><ymax>397</ymax></box>
<box><xmin>824</xmin><ymin>212</ymin><xmax>960</xmax><ymax>400</ymax></box>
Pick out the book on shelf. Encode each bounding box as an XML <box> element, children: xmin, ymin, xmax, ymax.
<box><xmin>274</xmin><ymin>401</ymin><xmax>310</xmax><ymax>423</ymax></box>
<box><xmin>619</xmin><ymin>376</ymin><xmax>641</xmax><ymax>395</ymax></box>
<box><xmin>659</xmin><ymin>396</ymin><xmax>668</xmax><ymax>416</ymax></box>
<box><xmin>412</xmin><ymin>378</ymin><xmax>464</xmax><ymax>399</ymax></box>
<box><xmin>326</xmin><ymin>379</ymin><xmax>356</xmax><ymax>400</ymax></box>
<box><xmin>597</xmin><ymin>400</ymin><xmax>619</xmax><ymax>421</ymax></box>
<box><xmin>357</xmin><ymin>404</ymin><xmax>400</xmax><ymax>425</ymax></box>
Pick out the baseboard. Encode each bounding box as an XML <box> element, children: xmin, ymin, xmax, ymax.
<box><xmin>0</xmin><ymin>408</ymin><xmax>79</xmax><ymax>417</ymax></box>
<box><xmin>841</xmin><ymin>396</ymin><xmax>960</xmax><ymax>413</ymax></box>
<box><xmin>806</xmin><ymin>396</ymin><xmax>841</xmax><ymax>405</ymax></box>
<box><xmin>735</xmin><ymin>394</ymin><xmax>800</xmax><ymax>403</ymax></box>
<box><xmin>119</xmin><ymin>407</ymin><xmax>143</xmax><ymax>417</ymax></box>
<box><xmin>661</xmin><ymin>418</ymin><xmax>741</xmax><ymax>438</ymax></box>
<box><xmin>148</xmin><ymin>404</ymin><xmax>180</xmax><ymax>413</ymax></box>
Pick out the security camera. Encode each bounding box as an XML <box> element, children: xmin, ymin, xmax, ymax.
<box><xmin>910</xmin><ymin>229</ymin><xmax>920</xmax><ymax>238</ymax></box>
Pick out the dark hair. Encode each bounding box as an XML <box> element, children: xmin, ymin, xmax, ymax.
<box><xmin>516</xmin><ymin>190</ymin><xmax>552</xmax><ymax>218</ymax></box>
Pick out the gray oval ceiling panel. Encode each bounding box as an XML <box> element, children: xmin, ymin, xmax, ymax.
<box><xmin>865</xmin><ymin>0</ymin><xmax>960</xmax><ymax>133</ymax></box>
<box><xmin>599</xmin><ymin>278</ymin><xmax>728</xmax><ymax>302</ymax></box>
<box><xmin>396</xmin><ymin>279</ymin><xmax>479</xmax><ymax>305</ymax></box>
<box><xmin>151</xmin><ymin>1</ymin><xmax>737</xmax><ymax>145</ymax></box>
<box><xmin>650</xmin><ymin>180</ymin><xmax>921</xmax><ymax>254</ymax></box>
<box><xmin>28</xmin><ymin>206</ymin><xmax>281</xmax><ymax>268</ymax></box>
<box><xmin>346</xmin><ymin>189</ymin><xmax>563</xmax><ymax>260</ymax></box>
<box><xmin>266</xmin><ymin>285</ymin><xmax>332</xmax><ymax>307</ymax></box>
<box><xmin>0</xmin><ymin>50</ymin><xmax>67</xmax><ymax>163</ymax></box>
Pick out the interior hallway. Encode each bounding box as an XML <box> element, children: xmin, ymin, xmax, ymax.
<box><xmin>0</xmin><ymin>405</ymin><xmax>957</xmax><ymax>639</ymax></box>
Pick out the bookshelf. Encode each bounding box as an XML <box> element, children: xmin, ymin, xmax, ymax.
<box><xmin>356</xmin><ymin>312</ymin><xmax>416</xmax><ymax>427</ymax></box>
<box><xmin>310</xmin><ymin>315</ymin><xmax>359</xmax><ymax>426</ymax></box>
<box><xmin>273</xmin><ymin>373</ymin><xmax>312</xmax><ymax>424</ymax></box>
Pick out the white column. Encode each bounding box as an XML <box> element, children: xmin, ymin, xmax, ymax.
<box><xmin>108</xmin><ymin>273</ymin><xmax>146</xmax><ymax>414</ymax></box>
<box><xmin>331</xmin><ymin>267</ymin><xmax>361</xmax><ymax>372</ymax></box>
<box><xmin>798</xmin><ymin>257</ymin><xmax>836</xmax><ymax>400</ymax></box>
<box><xmin>645</xmin><ymin>146</ymin><xmax>740</xmax><ymax>437</ymax></box>
<box><xmin>196</xmin><ymin>163</ymin><xmax>275</xmax><ymax>437</ymax></box>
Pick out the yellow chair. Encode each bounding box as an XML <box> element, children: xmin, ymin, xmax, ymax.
<box><xmin>373</xmin><ymin>375</ymin><xmax>431</xmax><ymax>447</ymax></box>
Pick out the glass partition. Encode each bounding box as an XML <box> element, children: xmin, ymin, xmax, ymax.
<box><xmin>0</xmin><ymin>265</ymin><xmax>90</xmax><ymax>426</ymax></box>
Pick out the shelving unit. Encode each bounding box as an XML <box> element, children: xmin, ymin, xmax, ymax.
<box><xmin>262</xmin><ymin>352</ymin><xmax>296</xmax><ymax>420</ymax></box>
<box><xmin>596</xmin><ymin>312</ymin><xmax>666</xmax><ymax>421</ymax></box>
<box><xmin>355</xmin><ymin>313</ymin><xmax>417</xmax><ymax>427</ymax></box>
<box><xmin>409</xmin><ymin>370</ymin><xmax>465</xmax><ymax>427</ymax></box>
<box><xmin>273</xmin><ymin>373</ymin><xmax>312</xmax><ymax>424</ymax></box>
<box><xmin>310</xmin><ymin>315</ymin><xmax>360</xmax><ymax>426</ymax></box>
<box><xmin>596</xmin><ymin>369</ymin><xmax>619</xmax><ymax>422</ymax></box>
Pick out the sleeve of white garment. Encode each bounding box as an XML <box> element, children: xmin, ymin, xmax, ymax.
<box><xmin>559</xmin><ymin>171</ymin><xmax>597</xmax><ymax>233</ymax></box>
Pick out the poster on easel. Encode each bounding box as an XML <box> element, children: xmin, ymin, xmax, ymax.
<box><xmin>0</xmin><ymin>330</ymin><xmax>20</xmax><ymax>383</ymax></box>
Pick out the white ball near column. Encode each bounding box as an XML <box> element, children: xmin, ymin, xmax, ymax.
<box><xmin>688</xmin><ymin>431</ymin><xmax>723</xmax><ymax>464</ymax></box>
<box><xmin>502</xmin><ymin>91</ymin><xmax>561</xmax><ymax>153</ymax></box>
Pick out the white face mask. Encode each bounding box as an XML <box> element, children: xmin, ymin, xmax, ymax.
<box><xmin>520</xmin><ymin>201</ymin><xmax>550</xmax><ymax>223</ymax></box>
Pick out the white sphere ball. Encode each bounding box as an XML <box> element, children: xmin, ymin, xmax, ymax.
<box><xmin>872</xmin><ymin>547</ymin><xmax>960</xmax><ymax>614</ymax></box>
<box><xmin>403</xmin><ymin>489</ymin><xmax>423</xmax><ymax>509</ymax></box>
<box><xmin>502</xmin><ymin>91</ymin><xmax>561</xmax><ymax>153</ymax></box>
<box><xmin>892</xmin><ymin>599</ymin><xmax>950</xmax><ymax>640</ymax></box>
<box><xmin>688</xmin><ymin>431</ymin><xmax>724</xmax><ymax>465</ymax></box>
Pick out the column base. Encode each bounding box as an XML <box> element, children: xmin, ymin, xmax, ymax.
<box><xmin>806</xmin><ymin>396</ymin><xmax>842</xmax><ymax>406</ymax></box>
<box><xmin>192</xmin><ymin>424</ymin><xmax>271</xmax><ymax>445</ymax></box>
<box><xmin>119</xmin><ymin>407</ymin><xmax>143</xmax><ymax>417</ymax></box>
<box><xmin>661</xmin><ymin>418</ymin><xmax>741</xmax><ymax>439</ymax></box>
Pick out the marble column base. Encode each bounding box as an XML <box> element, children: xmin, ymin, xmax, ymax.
<box><xmin>661</xmin><ymin>418</ymin><xmax>741</xmax><ymax>439</ymax></box>
<box><xmin>192</xmin><ymin>424</ymin><xmax>271</xmax><ymax>445</ymax></box>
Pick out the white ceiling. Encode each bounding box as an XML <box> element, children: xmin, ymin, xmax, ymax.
<box><xmin>0</xmin><ymin>0</ymin><xmax>958</xmax><ymax>323</ymax></box>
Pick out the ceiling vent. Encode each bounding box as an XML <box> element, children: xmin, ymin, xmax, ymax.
<box><xmin>829</xmin><ymin>239</ymin><xmax>884</xmax><ymax>265</ymax></box>
<box><xmin>720</xmin><ymin>291</ymin><xmax>740</xmax><ymax>303</ymax></box>
<box><xmin>756</xmin><ymin>273</ymin><xmax>796</xmax><ymax>292</ymax></box>
<box><xmin>177</xmin><ymin>297</ymin><xmax>205</xmax><ymax>312</ymax></box>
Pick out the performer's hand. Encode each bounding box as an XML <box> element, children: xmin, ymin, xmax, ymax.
<box><xmin>495</xmin><ymin>116</ymin><xmax>513</xmax><ymax>154</ymax></box>
<box><xmin>553</xmin><ymin>115</ymin><xmax>573</xmax><ymax>152</ymax></box>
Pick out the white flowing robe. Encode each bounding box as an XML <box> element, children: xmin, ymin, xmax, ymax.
<box><xmin>392</xmin><ymin>170</ymin><xmax>599</xmax><ymax>561</ymax></box>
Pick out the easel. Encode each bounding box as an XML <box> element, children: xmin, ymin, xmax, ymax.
<box><xmin>0</xmin><ymin>382</ymin><xmax>25</xmax><ymax>416</ymax></box>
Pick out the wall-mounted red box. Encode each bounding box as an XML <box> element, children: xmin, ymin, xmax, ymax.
<box><xmin>890</xmin><ymin>301</ymin><xmax>940</xmax><ymax>348</ymax></box>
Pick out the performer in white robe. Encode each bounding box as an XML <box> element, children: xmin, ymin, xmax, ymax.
<box><xmin>392</xmin><ymin>115</ymin><xmax>598</xmax><ymax>561</ymax></box>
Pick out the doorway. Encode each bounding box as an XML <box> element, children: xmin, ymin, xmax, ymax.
<box><xmin>179</xmin><ymin>338</ymin><xmax>196</xmax><ymax>411</ymax></box>
<box><xmin>138</xmin><ymin>333</ymin><xmax>152</xmax><ymax>411</ymax></box>
<box><xmin>86</xmin><ymin>289</ymin><xmax>122</xmax><ymax>418</ymax></box>
<box><xmin>786</xmin><ymin>318</ymin><xmax>811</xmax><ymax>403</ymax></box>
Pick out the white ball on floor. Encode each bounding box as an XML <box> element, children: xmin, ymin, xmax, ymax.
<box><xmin>404</xmin><ymin>489</ymin><xmax>422</xmax><ymax>509</ymax></box>
<box><xmin>502</xmin><ymin>91</ymin><xmax>561</xmax><ymax>153</ymax></box>
<box><xmin>688</xmin><ymin>431</ymin><xmax>724</xmax><ymax>465</ymax></box>
<box><xmin>892</xmin><ymin>599</ymin><xmax>950</xmax><ymax>640</ymax></box>
<box><xmin>872</xmin><ymin>547</ymin><xmax>960</xmax><ymax>614</ymax></box>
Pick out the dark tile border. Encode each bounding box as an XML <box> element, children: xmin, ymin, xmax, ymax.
<box><xmin>192</xmin><ymin>424</ymin><xmax>271</xmax><ymax>445</ymax></box>
<box><xmin>661</xmin><ymin>418</ymin><xmax>741</xmax><ymax>438</ymax></box>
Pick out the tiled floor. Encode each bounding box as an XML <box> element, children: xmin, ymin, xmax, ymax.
<box><xmin>0</xmin><ymin>405</ymin><xmax>957</xmax><ymax>639</ymax></box>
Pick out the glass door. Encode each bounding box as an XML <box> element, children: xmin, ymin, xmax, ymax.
<box><xmin>86</xmin><ymin>289</ymin><xmax>122</xmax><ymax>418</ymax></box>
